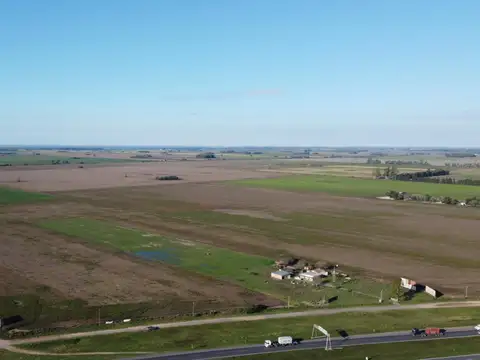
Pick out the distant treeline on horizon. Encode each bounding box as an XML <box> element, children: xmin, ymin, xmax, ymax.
<box><xmin>1</xmin><ymin>145</ymin><xmax>480</xmax><ymax>152</ymax></box>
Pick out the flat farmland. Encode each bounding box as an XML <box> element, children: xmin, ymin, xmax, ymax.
<box><xmin>234</xmin><ymin>175</ymin><xmax>480</xmax><ymax>198</ymax></box>
<box><xmin>0</xmin><ymin>154</ymin><xmax>135</xmax><ymax>166</ymax></box>
<box><xmin>259</xmin><ymin>164</ymin><xmax>428</xmax><ymax>178</ymax></box>
<box><xmin>2</xmin><ymin>157</ymin><xmax>480</xmax><ymax>332</ymax></box>
<box><xmin>36</xmin><ymin>217</ymin><xmax>391</xmax><ymax>306</ymax></box>
<box><xmin>0</xmin><ymin>160</ymin><xmax>277</xmax><ymax>192</ymax></box>
<box><xmin>0</xmin><ymin>218</ymin><xmax>278</xmax><ymax>328</ymax></box>
<box><xmin>65</xmin><ymin>182</ymin><xmax>480</xmax><ymax>295</ymax></box>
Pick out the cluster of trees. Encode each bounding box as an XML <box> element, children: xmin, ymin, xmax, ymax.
<box><xmin>386</xmin><ymin>191</ymin><xmax>449</xmax><ymax>204</ymax></box>
<box><xmin>385</xmin><ymin>160</ymin><xmax>430</xmax><ymax>165</ymax></box>
<box><xmin>196</xmin><ymin>152</ymin><xmax>216</xmax><ymax>159</ymax></box>
<box><xmin>131</xmin><ymin>154</ymin><xmax>153</xmax><ymax>158</ymax></box>
<box><xmin>446</xmin><ymin>162</ymin><xmax>480</xmax><ymax>168</ymax></box>
<box><xmin>51</xmin><ymin>160</ymin><xmax>71</xmax><ymax>165</ymax></box>
<box><xmin>445</xmin><ymin>152</ymin><xmax>477</xmax><ymax>158</ymax></box>
<box><xmin>374</xmin><ymin>166</ymin><xmax>452</xmax><ymax>181</ymax></box>
<box><xmin>373</xmin><ymin>165</ymin><xmax>399</xmax><ymax>178</ymax></box>
<box><xmin>465</xmin><ymin>197</ymin><xmax>480</xmax><ymax>207</ymax></box>
<box><xmin>385</xmin><ymin>191</ymin><xmax>480</xmax><ymax>207</ymax></box>
<box><xmin>366</xmin><ymin>158</ymin><xmax>430</xmax><ymax>166</ymax></box>
<box><xmin>414</xmin><ymin>177</ymin><xmax>480</xmax><ymax>186</ymax></box>
<box><xmin>155</xmin><ymin>175</ymin><xmax>181</xmax><ymax>181</ymax></box>
<box><xmin>394</xmin><ymin>169</ymin><xmax>450</xmax><ymax>181</ymax></box>
<box><xmin>366</xmin><ymin>158</ymin><xmax>382</xmax><ymax>164</ymax></box>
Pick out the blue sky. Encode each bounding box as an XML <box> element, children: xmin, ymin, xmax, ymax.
<box><xmin>1</xmin><ymin>0</ymin><xmax>479</xmax><ymax>146</ymax></box>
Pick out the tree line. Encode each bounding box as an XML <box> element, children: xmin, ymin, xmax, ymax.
<box><xmin>394</xmin><ymin>169</ymin><xmax>450</xmax><ymax>181</ymax></box>
<box><xmin>445</xmin><ymin>152</ymin><xmax>477</xmax><ymax>158</ymax></box>
<box><xmin>446</xmin><ymin>162</ymin><xmax>480</xmax><ymax>168</ymax></box>
<box><xmin>410</xmin><ymin>177</ymin><xmax>480</xmax><ymax>186</ymax></box>
<box><xmin>373</xmin><ymin>166</ymin><xmax>449</xmax><ymax>180</ymax></box>
<box><xmin>367</xmin><ymin>158</ymin><xmax>430</xmax><ymax>166</ymax></box>
<box><xmin>385</xmin><ymin>191</ymin><xmax>480</xmax><ymax>207</ymax></box>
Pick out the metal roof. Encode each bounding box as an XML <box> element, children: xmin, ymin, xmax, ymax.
<box><xmin>272</xmin><ymin>270</ymin><xmax>291</xmax><ymax>276</ymax></box>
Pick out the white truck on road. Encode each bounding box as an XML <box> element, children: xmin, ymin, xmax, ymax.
<box><xmin>264</xmin><ymin>336</ymin><xmax>298</xmax><ymax>348</ymax></box>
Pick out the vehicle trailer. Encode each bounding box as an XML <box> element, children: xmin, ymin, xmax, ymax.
<box><xmin>264</xmin><ymin>336</ymin><xmax>298</xmax><ymax>348</ymax></box>
<box><xmin>425</xmin><ymin>327</ymin><xmax>446</xmax><ymax>336</ymax></box>
<box><xmin>412</xmin><ymin>327</ymin><xmax>446</xmax><ymax>336</ymax></box>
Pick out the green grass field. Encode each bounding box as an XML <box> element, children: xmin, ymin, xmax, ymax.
<box><xmin>250</xmin><ymin>338</ymin><xmax>480</xmax><ymax>359</ymax></box>
<box><xmin>0</xmin><ymin>155</ymin><xmax>136</xmax><ymax>166</ymax></box>
<box><xmin>0</xmin><ymin>351</ymin><xmax>120</xmax><ymax>360</ymax></box>
<box><xmin>38</xmin><ymin>218</ymin><xmax>392</xmax><ymax>305</ymax></box>
<box><xmin>19</xmin><ymin>307</ymin><xmax>480</xmax><ymax>354</ymax></box>
<box><xmin>234</xmin><ymin>175</ymin><xmax>480</xmax><ymax>198</ymax></box>
<box><xmin>168</xmin><ymin>209</ymin><xmax>479</xmax><ymax>270</ymax></box>
<box><xmin>266</xmin><ymin>164</ymin><xmax>429</xmax><ymax>179</ymax></box>
<box><xmin>0</xmin><ymin>187</ymin><xmax>53</xmax><ymax>205</ymax></box>
<box><xmin>37</xmin><ymin>218</ymin><xmax>278</xmax><ymax>294</ymax></box>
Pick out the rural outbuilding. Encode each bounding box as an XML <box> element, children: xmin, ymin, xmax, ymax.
<box><xmin>271</xmin><ymin>270</ymin><xmax>291</xmax><ymax>280</ymax></box>
<box><xmin>299</xmin><ymin>271</ymin><xmax>323</xmax><ymax>282</ymax></box>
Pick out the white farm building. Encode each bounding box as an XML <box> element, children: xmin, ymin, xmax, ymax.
<box><xmin>299</xmin><ymin>270</ymin><xmax>328</xmax><ymax>282</ymax></box>
<box><xmin>271</xmin><ymin>270</ymin><xmax>292</xmax><ymax>280</ymax></box>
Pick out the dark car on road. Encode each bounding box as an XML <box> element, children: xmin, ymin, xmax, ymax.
<box><xmin>147</xmin><ymin>326</ymin><xmax>160</xmax><ymax>331</ymax></box>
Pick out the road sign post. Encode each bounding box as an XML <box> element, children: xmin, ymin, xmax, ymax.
<box><xmin>311</xmin><ymin>324</ymin><xmax>332</xmax><ymax>351</ymax></box>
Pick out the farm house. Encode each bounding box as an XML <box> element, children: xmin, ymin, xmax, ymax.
<box><xmin>299</xmin><ymin>270</ymin><xmax>325</xmax><ymax>282</ymax></box>
<box><xmin>271</xmin><ymin>270</ymin><xmax>292</xmax><ymax>280</ymax></box>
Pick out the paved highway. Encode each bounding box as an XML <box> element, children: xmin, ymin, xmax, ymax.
<box><xmin>123</xmin><ymin>328</ymin><xmax>479</xmax><ymax>360</ymax></box>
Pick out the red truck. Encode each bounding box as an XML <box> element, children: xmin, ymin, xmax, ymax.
<box><xmin>412</xmin><ymin>327</ymin><xmax>446</xmax><ymax>336</ymax></box>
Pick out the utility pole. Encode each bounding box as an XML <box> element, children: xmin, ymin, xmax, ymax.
<box><xmin>465</xmin><ymin>286</ymin><xmax>469</xmax><ymax>299</ymax></box>
<box><xmin>287</xmin><ymin>296</ymin><xmax>290</xmax><ymax>309</ymax></box>
<box><xmin>192</xmin><ymin>302</ymin><xmax>195</xmax><ymax>317</ymax></box>
<box><xmin>379</xmin><ymin>289</ymin><xmax>383</xmax><ymax>303</ymax></box>
<box><xmin>97</xmin><ymin>308</ymin><xmax>101</xmax><ymax>326</ymax></box>
<box><xmin>332</xmin><ymin>268</ymin><xmax>336</xmax><ymax>283</ymax></box>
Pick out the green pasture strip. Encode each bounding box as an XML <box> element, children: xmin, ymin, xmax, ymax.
<box><xmin>0</xmin><ymin>187</ymin><xmax>53</xmax><ymax>205</ymax></box>
<box><xmin>233</xmin><ymin>175</ymin><xmax>480</xmax><ymax>198</ymax></box>
<box><xmin>37</xmin><ymin>218</ymin><xmax>279</xmax><ymax>296</ymax></box>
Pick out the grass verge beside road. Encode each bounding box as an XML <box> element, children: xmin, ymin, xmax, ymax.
<box><xmin>0</xmin><ymin>351</ymin><xmax>119</xmax><ymax>360</ymax></box>
<box><xmin>249</xmin><ymin>338</ymin><xmax>480</xmax><ymax>359</ymax></box>
<box><xmin>18</xmin><ymin>307</ymin><xmax>480</xmax><ymax>353</ymax></box>
<box><xmin>234</xmin><ymin>175</ymin><xmax>480</xmax><ymax>198</ymax></box>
